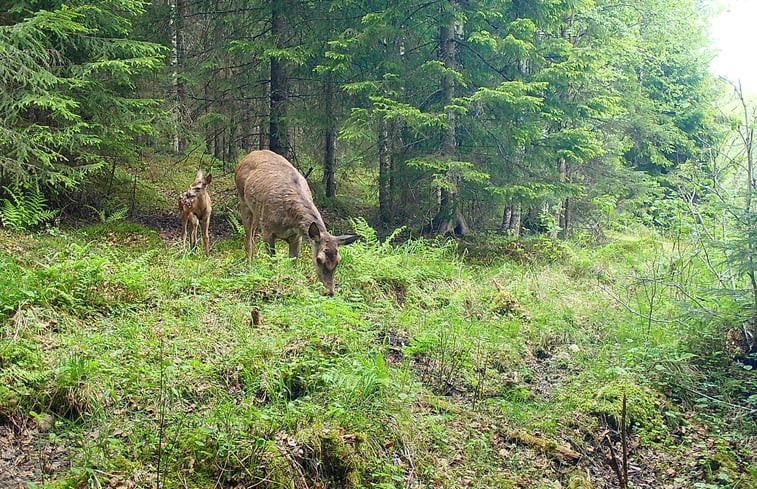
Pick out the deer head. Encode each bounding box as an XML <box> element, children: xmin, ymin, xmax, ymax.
<box><xmin>308</xmin><ymin>222</ymin><xmax>359</xmax><ymax>296</ymax></box>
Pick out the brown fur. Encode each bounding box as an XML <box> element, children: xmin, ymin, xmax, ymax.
<box><xmin>179</xmin><ymin>170</ymin><xmax>212</xmax><ymax>255</ymax></box>
<box><xmin>235</xmin><ymin>150</ymin><xmax>358</xmax><ymax>296</ymax></box>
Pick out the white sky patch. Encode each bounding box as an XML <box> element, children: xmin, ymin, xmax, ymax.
<box><xmin>710</xmin><ymin>0</ymin><xmax>757</xmax><ymax>94</ymax></box>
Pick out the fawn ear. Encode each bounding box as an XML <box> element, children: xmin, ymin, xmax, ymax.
<box><xmin>195</xmin><ymin>169</ymin><xmax>203</xmax><ymax>181</ymax></box>
<box><xmin>336</xmin><ymin>234</ymin><xmax>359</xmax><ymax>246</ymax></box>
<box><xmin>204</xmin><ymin>173</ymin><xmax>212</xmax><ymax>185</ymax></box>
<box><xmin>308</xmin><ymin>222</ymin><xmax>322</xmax><ymax>242</ymax></box>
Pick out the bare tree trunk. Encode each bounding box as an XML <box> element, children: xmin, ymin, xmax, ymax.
<box><xmin>175</xmin><ymin>0</ymin><xmax>187</xmax><ymax>153</ymax></box>
<box><xmin>500</xmin><ymin>206</ymin><xmax>511</xmax><ymax>234</ymax></box>
<box><xmin>556</xmin><ymin>157</ymin><xmax>569</xmax><ymax>238</ymax></box>
<box><xmin>323</xmin><ymin>80</ymin><xmax>337</xmax><ymax>198</ymax></box>
<box><xmin>735</xmin><ymin>83</ymin><xmax>757</xmax><ymax>352</ymax></box>
<box><xmin>379</xmin><ymin>120</ymin><xmax>392</xmax><ymax>224</ymax></box>
<box><xmin>500</xmin><ymin>199</ymin><xmax>521</xmax><ymax>236</ymax></box>
<box><xmin>432</xmin><ymin>0</ymin><xmax>469</xmax><ymax>235</ymax></box>
<box><xmin>269</xmin><ymin>1</ymin><xmax>289</xmax><ymax>159</ymax></box>
<box><xmin>169</xmin><ymin>0</ymin><xmax>180</xmax><ymax>154</ymax></box>
<box><xmin>259</xmin><ymin>80</ymin><xmax>269</xmax><ymax>150</ymax></box>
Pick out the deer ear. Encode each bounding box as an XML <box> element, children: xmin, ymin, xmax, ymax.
<box><xmin>205</xmin><ymin>173</ymin><xmax>212</xmax><ymax>185</ymax></box>
<box><xmin>336</xmin><ymin>234</ymin><xmax>359</xmax><ymax>246</ymax></box>
<box><xmin>308</xmin><ymin>222</ymin><xmax>322</xmax><ymax>242</ymax></box>
<box><xmin>195</xmin><ymin>170</ymin><xmax>203</xmax><ymax>180</ymax></box>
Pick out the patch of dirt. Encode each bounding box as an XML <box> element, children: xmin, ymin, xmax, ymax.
<box><xmin>376</xmin><ymin>329</ymin><xmax>409</xmax><ymax>364</ymax></box>
<box><xmin>0</xmin><ymin>416</ymin><xmax>69</xmax><ymax>488</ymax></box>
<box><xmin>522</xmin><ymin>344</ymin><xmax>583</xmax><ymax>401</ymax></box>
<box><xmin>132</xmin><ymin>210</ymin><xmax>234</xmax><ymax>244</ymax></box>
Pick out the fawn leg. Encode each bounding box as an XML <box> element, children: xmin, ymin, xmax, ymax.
<box><xmin>190</xmin><ymin>214</ymin><xmax>199</xmax><ymax>250</ymax></box>
<box><xmin>181</xmin><ymin>213</ymin><xmax>189</xmax><ymax>249</ymax></box>
<box><xmin>202</xmin><ymin>211</ymin><xmax>211</xmax><ymax>256</ymax></box>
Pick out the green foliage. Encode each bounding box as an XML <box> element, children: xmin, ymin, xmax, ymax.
<box><xmin>0</xmin><ymin>0</ymin><xmax>165</xmax><ymax>193</ymax></box>
<box><xmin>0</xmin><ymin>187</ymin><xmax>58</xmax><ymax>231</ymax></box>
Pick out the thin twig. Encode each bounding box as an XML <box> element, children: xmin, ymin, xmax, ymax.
<box><xmin>678</xmin><ymin>384</ymin><xmax>757</xmax><ymax>414</ymax></box>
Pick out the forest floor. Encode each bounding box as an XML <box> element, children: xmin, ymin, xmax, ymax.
<box><xmin>0</xmin><ymin>160</ymin><xmax>755</xmax><ymax>488</ymax></box>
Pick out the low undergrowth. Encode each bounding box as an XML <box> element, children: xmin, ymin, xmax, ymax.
<box><xmin>0</xmin><ymin>224</ymin><xmax>754</xmax><ymax>488</ymax></box>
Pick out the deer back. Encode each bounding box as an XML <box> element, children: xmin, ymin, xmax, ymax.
<box><xmin>235</xmin><ymin>150</ymin><xmax>323</xmax><ymax>235</ymax></box>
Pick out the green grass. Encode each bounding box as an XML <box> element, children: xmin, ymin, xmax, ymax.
<box><xmin>0</xmin><ymin>223</ymin><xmax>755</xmax><ymax>488</ymax></box>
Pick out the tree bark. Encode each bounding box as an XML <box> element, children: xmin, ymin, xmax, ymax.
<box><xmin>379</xmin><ymin>120</ymin><xmax>392</xmax><ymax>224</ymax></box>
<box><xmin>269</xmin><ymin>0</ymin><xmax>289</xmax><ymax>159</ymax></box>
<box><xmin>556</xmin><ymin>157</ymin><xmax>569</xmax><ymax>238</ymax></box>
<box><xmin>323</xmin><ymin>79</ymin><xmax>337</xmax><ymax>198</ymax></box>
<box><xmin>175</xmin><ymin>0</ymin><xmax>187</xmax><ymax>153</ymax></box>
<box><xmin>735</xmin><ymin>83</ymin><xmax>757</xmax><ymax>353</ymax></box>
<box><xmin>432</xmin><ymin>0</ymin><xmax>469</xmax><ymax>235</ymax></box>
<box><xmin>500</xmin><ymin>200</ymin><xmax>521</xmax><ymax>236</ymax></box>
<box><xmin>169</xmin><ymin>0</ymin><xmax>180</xmax><ymax>154</ymax></box>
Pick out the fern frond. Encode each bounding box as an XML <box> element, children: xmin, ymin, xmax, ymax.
<box><xmin>350</xmin><ymin>217</ymin><xmax>377</xmax><ymax>246</ymax></box>
<box><xmin>0</xmin><ymin>186</ymin><xmax>58</xmax><ymax>231</ymax></box>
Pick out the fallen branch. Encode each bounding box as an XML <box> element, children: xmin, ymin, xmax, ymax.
<box><xmin>504</xmin><ymin>430</ymin><xmax>580</xmax><ymax>462</ymax></box>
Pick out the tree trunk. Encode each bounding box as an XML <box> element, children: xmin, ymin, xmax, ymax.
<box><xmin>432</xmin><ymin>0</ymin><xmax>469</xmax><ymax>235</ymax></box>
<box><xmin>499</xmin><ymin>203</ymin><xmax>512</xmax><ymax>234</ymax></box>
<box><xmin>737</xmin><ymin>84</ymin><xmax>757</xmax><ymax>353</ymax></box>
<box><xmin>323</xmin><ymin>80</ymin><xmax>337</xmax><ymax>198</ymax></box>
<box><xmin>269</xmin><ymin>1</ymin><xmax>289</xmax><ymax>159</ymax></box>
<box><xmin>175</xmin><ymin>0</ymin><xmax>187</xmax><ymax>153</ymax></box>
<box><xmin>500</xmin><ymin>200</ymin><xmax>521</xmax><ymax>236</ymax></box>
<box><xmin>169</xmin><ymin>0</ymin><xmax>180</xmax><ymax>154</ymax></box>
<box><xmin>556</xmin><ymin>157</ymin><xmax>569</xmax><ymax>238</ymax></box>
<box><xmin>379</xmin><ymin>120</ymin><xmax>392</xmax><ymax>224</ymax></box>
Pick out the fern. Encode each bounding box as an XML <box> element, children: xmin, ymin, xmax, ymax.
<box><xmin>3</xmin><ymin>364</ymin><xmax>49</xmax><ymax>387</ymax></box>
<box><xmin>349</xmin><ymin>216</ymin><xmax>377</xmax><ymax>246</ymax></box>
<box><xmin>227</xmin><ymin>211</ymin><xmax>246</xmax><ymax>237</ymax></box>
<box><xmin>0</xmin><ymin>187</ymin><xmax>58</xmax><ymax>231</ymax></box>
<box><xmin>85</xmin><ymin>204</ymin><xmax>128</xmax><ymax>223</ymax></box>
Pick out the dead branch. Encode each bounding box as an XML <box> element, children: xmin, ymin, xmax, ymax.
<box><xmin>504</xmin><ymin>430</ymin><xmax>580</xmax><ymax>462</ymax></box>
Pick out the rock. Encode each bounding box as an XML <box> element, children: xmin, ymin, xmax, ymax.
<box><xmin>36</xmin><ymin>413</ymin><xmax>55</xmax><ymax>432</ymax></box>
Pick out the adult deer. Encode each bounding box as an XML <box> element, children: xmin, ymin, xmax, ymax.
<box><xmin>235</xmin><ymin>150</ymin><xmax>358</xmax><ymax>296</ymax></box>
<box><xmin>179</xmin><ymin>170</ymin><xmax>212</xmax><ymax>255</ymax></box>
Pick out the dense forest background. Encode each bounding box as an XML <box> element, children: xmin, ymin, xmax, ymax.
<box><xmin>1</xmin><ymin>0</ymin><xmax>744</xmax><ymax>235</ymax></box>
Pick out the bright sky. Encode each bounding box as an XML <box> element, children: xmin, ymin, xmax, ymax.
<box><xmin>709</xmin><ymin>0</ymin><xmax>757</xmax><ymax>95</ymax></box>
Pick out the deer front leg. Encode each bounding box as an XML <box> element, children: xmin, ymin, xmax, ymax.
<box><xmin>201</xmin><ymin>211</ymin><xmax>211</xmax><ymax>256</ymax></box>
<box><xmin>287</xmin><ymin>235</ymin><xmax>302</xmax><ymax>258</ymax></box>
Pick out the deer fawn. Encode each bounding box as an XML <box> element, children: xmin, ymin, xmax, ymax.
<box><xmin>235</xmin><ymin>150</ymin><xmax>358</xmax><ymax>296</ymax></box>
<box><xmin>179</xmin><ymin>170</ymin><xmax>212</xmax><ymax>255</ymax></box>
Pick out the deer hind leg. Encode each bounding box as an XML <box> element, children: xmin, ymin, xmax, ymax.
<box><xmin>263</xmin><ymin>232</ymin><xmax>276</xmax><ymax>256</ymax></box>
<box><xmin>240</xmin><ymin>203</ymin><xmax>254</xmax><ymax>260</ymax></box>
<box><xmin>201</xmin><ymin>211</ymin><xmax>211</xmax><ymax>256</ymax></box>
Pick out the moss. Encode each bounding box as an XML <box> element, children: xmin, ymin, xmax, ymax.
<box><xmin>567</xmin><ymin>379</ymin><xmax>671</xmax><ymax>445</ymax></box>
<box><xmin>491</xmin><ymin>290</ymin><xmax>523</xmax><ymax>316</ymax></box>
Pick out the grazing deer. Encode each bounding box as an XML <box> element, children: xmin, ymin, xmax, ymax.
<box><xmin>235</xmin><ymin>150</ymin><xmax>359</xmax><ymax>296</ymax></box>
<box><xmin>179</xmin><ymin>170</ymin><xmax>212</xmax><ymax>255</ymax></box>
